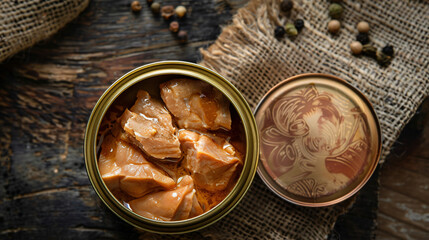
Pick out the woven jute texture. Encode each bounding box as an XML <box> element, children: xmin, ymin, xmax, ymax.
<box><xmin>198</xmin><ymin>0</ymin><xmax>428</xmax><ymax>239</ymax></box>
<box><xmin>0</xmin><ymin>0</ymin><xmax>89</xmax><ymax>62</ymax></box>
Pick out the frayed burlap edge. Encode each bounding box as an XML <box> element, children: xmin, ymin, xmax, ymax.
<box><xmin>196</xmin><ymin>0</ymin><xmax>428</xmax><ymax>239</ymax></box>
<box><xmin>0</xmin><ymin>0</ymin><xmax>90</xmax><ymax>62</ymax></box>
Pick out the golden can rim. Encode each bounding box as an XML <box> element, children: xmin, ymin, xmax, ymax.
<box><xmin>84</xmin><ymin>61</ymin><xmax>259</xmax><ymax>233</ymax></box>
<box><xmin>254</xmin><ymin>73</ymin><xmax>382</xmax><ymax>207</ymax></box>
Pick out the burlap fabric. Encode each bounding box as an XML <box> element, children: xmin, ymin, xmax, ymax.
<box><xmin>0</xmin><ymin>0</ymin><xmax>89</xmax><ymax>62</ymax></box>
<box><xmin>175</xmin><ymin>0</ymin><xmax>427</xmax><ymax>239</ymax></box>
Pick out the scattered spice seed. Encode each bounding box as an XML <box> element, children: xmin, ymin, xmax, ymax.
<box><xmin>146</xmin><ymin>0</ymin><xmax>153</xmax><ymax>5</ymax></box>
<box><xmin>356</xmin><ymin>33</ymin><xmax>370</xmax><ymax>44</ymax></box>
<box><xmin>280</xmin><ymin>0</ymin><xmax>294</xmax><ymax>12</ymax></box>
<box><xmin>294</xmin><ymin>19</ymin><xmax>304</xmax><ymax>32</ymax></box>
<box><xmin>382</xmin><ymin>45</ymin><xmax>394</xmax><ymax>56</ymax></box>
<box><xmin>362</xmin><ymin>44</ymin><xmax>377</xmax><ymax>58</ymax></box>
<box><xmin>327</xmin><ymin>20</ymin><xmax>341</xmax><ymax>34</ymax></box>
<box><xmin>328</xmin><ymin>3</ymin><xmax>343</xmax><ymax>19</ymax></box>
<box><xmin>285</xmin><ymin>23</ymin><xmax>298</xmax><ymax>37</ymax></box>
<box><xmin>175</xmin><ymin>6</ymin><xmax>187</xmax><ymax>18</ymax></box>
<box><xmin>376</xmin><ymin>51</ymin><xmax>392</xmax><ymax>66</ymax></box>
<box><xmin>131</xmin><ymin>1</ymin><xmax>142</xmax><ymax>12</ymax></box>
<box><xmin>151</xmin><ymin>2</ymin><xmax>161</xmax><ymax>14</ymax></box>
<box><xmin>350</xmin><ymin>41</ymin><xmax>363</xmax><ymax>55</ymax></box>
<box><xmin>169</xmin><ymin>21</ymin><xmax>179</xmax><ymax>33</ymax></box>
<box><xmin>177</xmin><ymin>30</ymin><xmax>188</xmax><ymax>43</ymax></box>
<box><xmin>161</xmin><ymin>5</ymin><xmax>175</xmax><ymax>20</ymax></box>
<box><xmin>274</xmin><ymin>26</ymin><xmax>286</xmax><ymax>38</ymax></box>
<box><xmin>357</xmin><ymin>21</ymin><xmax>370</xmax><ymax>33</ymax></box>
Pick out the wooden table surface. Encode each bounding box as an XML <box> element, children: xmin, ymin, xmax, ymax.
<box><xmin>1</xmin><ymin>0</ymin><xmax>427</xmax><ymax>239</ymax></box>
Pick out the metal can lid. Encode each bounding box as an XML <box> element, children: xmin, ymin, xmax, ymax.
<box><xmin>254</xmin><ymin>74</ymin><xmax>381</xmax><ymax>207</ymax></box>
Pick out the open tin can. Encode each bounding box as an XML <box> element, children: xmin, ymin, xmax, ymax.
<box><xmin>254</xmin><ymin>73</ymin><xmax>381</xmax><ymax>207</ymax></box>
<box><xmin>84</xmin><ymin>61</ymin><xmax>259</xmax><ymax>234</ymax></box>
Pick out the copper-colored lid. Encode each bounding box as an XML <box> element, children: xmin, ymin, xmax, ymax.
<box><xmin>255</xmin><ymin>74</ymin><xmax>381</xmax><ymax>207</ymax></box>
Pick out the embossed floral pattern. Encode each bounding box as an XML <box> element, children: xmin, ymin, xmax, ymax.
<box><xmin>258</xmin><ymin>85</ymin><xmax>371</xmax><ymax>198</ymax></box>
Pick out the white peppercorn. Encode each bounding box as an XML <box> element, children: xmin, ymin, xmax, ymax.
<box><xmin>357</xmin><ymin>21</ymin><xmax>370</xmax><ymax>33</ymax></box>
<box><xmin>175</xmin><ymin>6</ymin><xmax>187</xmax><ymax>18</ymax></box>
<box><xmin>328</xmin><ymin>20</ymin><xmax>341</xmax><ymax>34</ymax></box>
<box><xmin>350</xmin><ymin>41</ymin><xmax>363</xmax><ymax>55</ymax></box>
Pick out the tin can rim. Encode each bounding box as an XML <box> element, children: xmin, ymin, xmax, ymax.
<box><xmin>254</xmin><ymin>73</ymin><xmax>382</xmax><ymax>207</ymax></box>
<box><xmin>84</xmin><ymin>61</ymin><xmax>260</xmax><ymax>233</ymax></box>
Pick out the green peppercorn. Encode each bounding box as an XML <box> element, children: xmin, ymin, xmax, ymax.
<box><xmin>376</xmin><ymin>51</ymin><xmax>392</xmax><ymax>66</ymax></box>
<box><xmin>285</xmin><ymin>23</ymin><xmax>298</xmax><ymax>37</ymax></box>
<box><xmin>329</xmin><ymin>3</ymin><xmax>343</xmax><ymax>19</ymax></box>
<box><xmin>362</xmin><ymin>44</ymin><xmax>377</xmax><ymax>58</ymax></box>
<box><xmin>151</xmin><ymin>2</ymin><xmax>161</xmax><ymax>14</ymax></box>
<box><xmin>280</xmin><ymin>0</ymin><xmax>294</xmax><ymax>12</ymax></box>
<box><xmin>382</xmin><ymin>45</ymin><xmax>394</xmax><ymax>56</ymax></box>
<box><xmin>274</xmin><ymin>26</ymin><xmax>286</xmax><ymax>38</ymax></box>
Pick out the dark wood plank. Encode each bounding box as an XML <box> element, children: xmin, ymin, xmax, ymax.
<box><xmin>379</xmin><ymin>165</ymin><xmax>429</xmax><ymax>204</ymax></box>
<box><xmin>376</xmin><ymin>98</ymin><xmax>429</xmax><ymax>239</ymax></box>
<box><xmin>377</xmin><ymin>213</ymin><xmax>429</xmax><ymax>240</ymax></box>
<box><xmin>0</xmin><ymin>0</ymin><xmax>232</xmax><ymax>239</ymax></box>
<box><xmin>378</xmin><ymin>188</ymin><xmax>429</xmax><ymax>232</ymax></box>
<box><xmin>1</xmin><ymin>0</ymin><xmax>425</xmax><ymax>239</ymax></box>
<box><xmin>374</xmin><ymin>229</ymin><xmax>402</xmax><ymax>240</ymax></box>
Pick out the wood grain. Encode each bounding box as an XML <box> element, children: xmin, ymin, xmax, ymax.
<box><xmin>376</xmin><ymin>99</ymin><xmax>429</xmax><ymax>239</ymax></box>
<box><xmin>0</xmin><ymin>1</ymin><xmax>232</xmax><ymax>239</ymax></box>
<box><xmin>0</xmin><ymin>0</ymin><xmax>426</xmax><ymax>239</ymax></box>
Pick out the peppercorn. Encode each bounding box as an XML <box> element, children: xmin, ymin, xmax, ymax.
<box><xmin>285</xmin><ymin>23</ymin><xmax>298</xmax><ymax>37</ymax></box>
<box><xmin>328</xmin><ymin>3</ymin><xmax>343</xmax><ymax>19</ymax></box>
<box><xmin>169</xmin><ymin>21</ymin><xmax>179</xmax><ymax>33</ymax></box>
<box><xmin>177</xmin><ymin>30</ymin><xmax>188</xmax><ymax>43</ymax></box>
<box><xmin>382</xmin><ymin>45</ymin><xmax>394</xmax><ymax>56</ymax></box>
<box><xmin>280</xmin><ymin>0</ymin><xmax>294</xmax><ymax>12</ymax></box>
<box><xmin>274</xmin><ymin>26</ymin><xmax>286</xmax><ymax>38</ymax></box>
<box><xmin>175</xmin><ymin>6</ymin><xmax>187</xmax><ymax>18</ymax></box>
<box><xmin>376</xmin><ymin>51</ymin><xmax>392</xmax><ymax>66</ymax></box>
<box><xmin>146</xmin><ymin>0</ymin><xmax>153</xmax><ymax>5</ymax></box>
<box><xmin>161</xmin><ymin>5</ymin><xmax>175</xmax><ymax>20</ymax></box>
<box><xmin>356</xmin><ymin>33</ymin><xmax>370</xmax><ymax>45</ymax></box>
<box><xmin>350</xmin><ymin>41</ymin><xmax>363</xmax><ymax>55</ymax></box>
<box><xmin>294</xmin><ymin>19</ymin><xmax>304</xmax><ymax>32</ymax></box>
<box><xmin>151</xmin><ymin>2</ymin><xmax>161</xmax><ymax>14</ymax></box>
<box><xmin>327</xmin><ymin>20</ymin><xmax>341</xmax><ymax>34</ymax></box>
<box><xmin>362</xmin><ymin>44</ymin><xmax>377</xmax><ymax>58</ymax></box>
<box><xmin>131</xmin><ymin>1</ymin><xmax>142</xmax><ymax>12</ymax></box>
<box><xmin>357</xmin><ymin>21</ymin><xmax>370</xmax><ymax>33</ymax></box>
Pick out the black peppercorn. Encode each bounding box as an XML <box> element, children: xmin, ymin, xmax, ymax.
<box><xmin>356</xmin><ymin>33</ymin><xmax>370</xmax><ymax>45</ymax></box>
<box><xmin>274</xmin><ymin>26</ymin><xmax>286</xmax><ymax>38</ymax></box>
<box><xmin>382</xmin><ymin>45</ymin><xmax>394</xmax><ymax>56</ymax></box>
<box><xmin>294</xmin><ymin>19</ymin><xmax>304</xmax><ymax>32</ymax></box>
<box><xmin>280</xmin><ymin>0</ymin><xmax>294</xmax><ymax>12</ymax></box>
